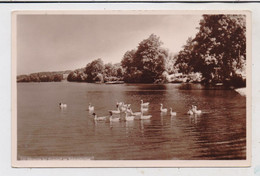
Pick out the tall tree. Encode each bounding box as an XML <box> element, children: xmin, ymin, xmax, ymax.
<box><xmin>85</xmin><ymin>58</ymin><xmax>105</xmax><ymax>82</ymax></box>
<box><xmin>121</xmin><ymin>49</ymin><xmax>138</xmax><ymax>82</ymax></box>
<box><xmin>121</xmin><ymin>34</ymin><xmax>169</xmax><ymax>83</ymax></box>
<box><xmin>175</xmin><ymin>37</ymin><xmax>197</xmax><ymax>74</ymax></box>
<box><xmin>175</xmin><ymin>14</ymin><xmax>246</xmax><ymax>86</ymax></box>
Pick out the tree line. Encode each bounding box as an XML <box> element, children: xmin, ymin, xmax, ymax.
<box><xmin>67</xmin><ymin>60</ymin><xmax>124</xmax><ymax>83</ymax></box>
<box><xmin>68</xmin><ymin>14</ymin><xmax>246</xmax><ymax>87</ymax></box>
<box><xmin>67</xmin><ymin>33</ymin><xmax>174</xmax><ymax>83</ymax></box>
<box><xmin>18</xmin><ymin>14</ymin><xmax>246</xmax><ymax>88</ymax></box>
<box><xmin>17</xmin><ymin>71</ymin><xmax>71</xmax><ymax>83</ymax></box>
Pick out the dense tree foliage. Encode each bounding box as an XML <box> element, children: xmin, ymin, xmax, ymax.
<box><xmin>121</xmin><ymin>34</ymin><xmax>170</xmax><ymax>83</ymax></box>
<box><xmin>175</xmin><ymin>14</ymin><xmax>246</xmax><ymax>87</ymax></box>
<box><xmin>104</xmin><ymin>63</ymin><xmax>124</xmax><ymax>82</ymax></box>
<box><xmin>104</xmin><ymin>63</ymin><xmax>117</xmax><ymax>77</ymax></box>
<box><xmin>67</xmin><ymin>70</ymin><xmax>87</xmax><ymax>82</ymax></box>
<box><xmin>85</xmin><ymin>58</ymin><xmax>105</xmax><ymax>82</ymax></box>
<box><xmin>121</xmin><ymin>49</ymin><xmax>139</xmax><ymax>82</ymax></box>
<box><xmin>17</xmin><ymin>72</ymin><xmax>65</xmax><ymax>82</ymax></box>
<box><xmin>67</xmin><ymin>59</ymin><xmax>123</xmax><ymax>83</ymax></box>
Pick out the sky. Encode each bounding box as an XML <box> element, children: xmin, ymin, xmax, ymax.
<box><xmin>17</xmin><ymin>14</ymin><xmax>202</xmax><ymax>75</ymax></box>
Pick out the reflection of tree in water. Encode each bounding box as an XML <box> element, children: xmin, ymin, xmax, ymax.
<box><xmin>131</xmin><ymin>84</ymin><xmax>167</xmax><ymax>91</ymax></box>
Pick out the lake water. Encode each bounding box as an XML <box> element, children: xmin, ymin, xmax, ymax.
<box><xmin>17</xmin><ymin>82</ymin><xmax>246</xmax><ymax>160</ymax></box>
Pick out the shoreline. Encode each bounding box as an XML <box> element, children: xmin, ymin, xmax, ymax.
<box><xmin>234</xmin><ymin>87</ymin><xmax>246</xmax><ymax>96</ymax></box>
<box><xmin>17</xmin><ymin>81</ymin><xmax>246</xmax><ymax>91</ymax></box>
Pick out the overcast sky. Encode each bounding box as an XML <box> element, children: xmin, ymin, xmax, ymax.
<box><xmin>17</xmin><ymin>14</ymin><xmax>202</xmax><ymax>75</ymax></box>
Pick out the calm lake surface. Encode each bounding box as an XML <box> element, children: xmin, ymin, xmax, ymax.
<box><xmin>17</xmin><ymin>82</ymin><xmax>246</xmax><ymax>160</ymax></box>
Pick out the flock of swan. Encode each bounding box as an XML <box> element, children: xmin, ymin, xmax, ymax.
<box><xmin>89</xmin><ymin>100</ymin><xmax>152</xmax><ymax>121</ymax></box>
<box><xmin>59</xmin><ymin>100</ymin><xmax>202</xmax><ymax>121</ymax></box>
<box><xmin>187</xmin><ymin>105</ymin><xmax>202</xmax><ymax>115</ymax></box>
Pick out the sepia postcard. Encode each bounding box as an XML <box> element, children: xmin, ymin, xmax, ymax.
<box><xmin>12</xmin><ymin>10</ymin><xmax>251</xmax><ymax>167</ymax></box>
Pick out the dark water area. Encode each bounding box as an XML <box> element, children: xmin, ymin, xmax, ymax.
<box><xmin>17</xmin><ymin>82</ymin><xmax>246</xmax><ymax>160</ymax></box>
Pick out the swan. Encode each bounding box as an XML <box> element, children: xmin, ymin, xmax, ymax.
<box><xmin>187</xmin><ymin>109</ymin><xmax>193</xmax><ymax>115</ymax></box>
<box><xmin>194</xmin><ymin>106</ymin><xmax>202</xmax><ymax>114</ymax></box>
<box><xmin>109</xmin><ymin>105</ymin><xmax>121</xmax><ymax>114</ymax></box>
<box><xmin>92</xmin><ymin>113</ymin><xmax>107</xmax><ymax>121</ymax></box>
<box><xmin>120</xmin><ymin>106</ymin><xmax>127</xmax><ymax>112</ymax></box>
<box><xmin>160</xmin><ymin>104</ymin><xmax>167</xmax><ymax>112</ymax></box>
<box><xmin>120</xmin><ymin>104</ymin><xmax>130</xmax><ymax>112</ymax></box>
<box><xmin>191</xmin><ymin>105</ymin><xmax>196</xmax><ymax>113</ymax></box>
<box><xmin>126</xmin><ymin>107</ymin><xmax>132</xmax><ymax>113</ymax></box>
<box><xmin>122</xmin><ymin>103</ymin><xmax>131</xmax><ymax>109</ymax></box>
<box><xmin>109</xmin><ymin>111</ymin><xmax>120</xmax><ymax>122</ymax></box>
<box><xmin>130</xmin><ymin>109</ymin><xmax>142</xmax><ymax>116</ymax></box>
<box><xmin>170</xmin><ymin>108</ymin><xmax>177</xmax><ymax>116</ymax></box>
<box><xmin>125</xmin><ymin>112</ymin><xmax>135</xmax><ymax>121</ymax></box>
<box><xmin>116</xmin><ymin>101</ymin><xmax>124</xmax><ymax>107</ymax></box>
<box><xmin>59</xmin><ymin>103</ymin><xmax>67</xmax><ymax>108</ymax></box>
<box><xmin>140</xmin><ymin>112</ymin><xmax>152</xmax><ymax>120</ymax></box>
<box><xmin>187</xmin><ymin>105</ymin><xmax>196</xmax><ymax>115</ymax></box>
<box><xmin>141</xmin><ymin>100</ymin><xmax>149</xmax><ymax>107</ymax></box>
<box><xmin>123</xmin><ymin>103</ymin><xmax>131</xmax><ymax>107</ymax></box>
<box><xmin>110</xmin><ymin>116</ymin><xmax>120</xmax><ymax>122</ymax></box>
<box><xmin>88</xmin><ymin>103</ymin><xmax>94</xmax><ymax>111</ymax></box>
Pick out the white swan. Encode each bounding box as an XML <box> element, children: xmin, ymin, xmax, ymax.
<box><xmin>92</xmin><ymin>113</ymin><xmax>106</xmax><ymax>121</ymax></box>
<box><xmin>120</xmin><ymin>106</ymin><xmax>127</xmax><ymax>112</ymax></box>
<box><xmin>116</xmin><ymin>101</ymin><xmax>124</xmax><ymax>107</ymax></box>
<box><xmin>109</xmin><ymin>111</ymin><xmax>120</xmax><ymax>122</ymax></box>
<box><xmin>110</xmin><ymin>116</ymin><xmax>120</xmax><ymax>122</ymax></box>
<box><xmin>59</xmin><ymin>103</ymin><xmax>67</xmax><ymax>108</ymax></box>
<box><xmin>191</xmin><ymin>105</ymin><xmax>196</xmax><ymax>113</ymax></box>
<box><xmin>160</xmin><ymin>104</ymin><xmax>167</xmax><ymax>112</ymax></box>
<box><xmin>141</xmin><ymin>100</ymin><xmax>149</xmax><ymax>107</ymax></box>
<box><xmin>120</xmin><ymin>104</ymin><xmax>130</xmax><ymax>112</ymax></box>
<box><xmin>193</xmin><ymin>106</ymin><xmax>202</xmax><ymax>114</ymax></box>
<box><xmin>125</xmin><ymin>112</ymin><xmax>135</xmax><ymax>121</ymax></box>
<box><xmin>187</xmin><ymin>105</ymin><xmax>201</xmax><ymax>115</ymax></box>
<box><xmin>109</xmin><ymin>105</ymin><xmax>121</xmax><ymax>114</ymax></box>
<box><xmin>187</xmin><ymin>109</ymin><xmax>193</xmax><ymax>115</ymax></box>
<box><xmin>88</xmin><ymin>103</ymin><xmax>94</xmax><ymax>111</ymax></box>
<box><xmin>170</xmin><ymin>108</ymin><xmax>177</xmax><ymax>116</ymax></box>
<box><xmin>123</xmin><ymin>103</ymin><xmax>131</xmax><ymax>107</ymax></box>
<box><xmin>140</xmin><ymin>112</ymin><xmax>152</xmax><ymax>120</ymax></box>
<box><xmin>126</xmin><ymin>107</ymin><xmax>132</xmax><ymax>113</ymax></box>
<box><xmin>130</xmin><ymin>109</ymin><xmax>142</xmax><ymax>116</ymax></box>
